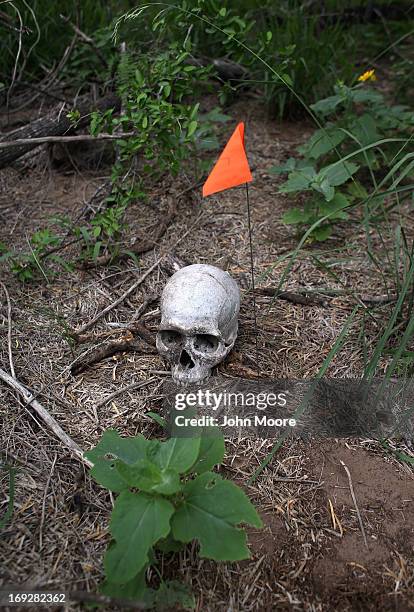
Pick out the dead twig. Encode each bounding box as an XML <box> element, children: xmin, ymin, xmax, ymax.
<box><xmin>95</xmin><ymin>377</ymin><xmax>157</xmax><ymax>409</ymax></box>
<box><xmin>72</xmin><ymin>263</ymin><xmax>163</xmax><ymax>337</ymax></box>
<box><xmin>39</xmin><ymin>453</ymin><xmax>57</xmax><ymax>549</ymax></box>
<box><xmin>0</xmin><ymin>367</ymin><xmax>92</xmax><ymax>468</ymax></box>
<box><xmin>70</xmin><ymin>331</ymin><xmax>157</xmax><ymax>375</ymax></box>
<box><xmin>107</xmin><ymin>294</ymin><xmax>160</xmax><ymax>330</ymax></box>
<box><xmin>256</xmin><ymin>288</ymin><xmax>326</xmax><ymax>306</ymax></box>
<box><xmin>1</xmin><ymin>282</ymin><xmax>15</xmax><ymax>377</ymax></box>
<box><xmin>81</xmin><ymin>197</ymin><xmax>177</xmax><ymax>269</ymax></box>
<box><xmin>61</xmin><ymin>15</ymin><xmax>109</xmax><ymax>69</ymax></box>
<box><xmin>0</xmin><ymin>132</ymin><xmax>134</xmax><ymax>149</ymax></box>
<box><xmin>360</xmin><ymin>294</ymin><xmax>397</xmax><ymax>304</ymax></box>
<box><xmin>128</xmin><ymin>321</ymin><xmax>156</xmax><ymax>346</ymax></box>
<box><xmin>340</xmin><ymin>459</ymin><xmax>368</xmax><ymax>548</ymax></box>
<box><xmin>73</xmin><ymin>211</ymin><xmax>204</xmax><ymax>336</ymax></box>
<box><xmin>256</xmin><ymin>287</ymin><xmax>398</xmax><ymax>306</ymax></box>
<box><xmin>130</xmin><ymin>293</ymin><xmax>159</xmax><ymax>322</ymax></box>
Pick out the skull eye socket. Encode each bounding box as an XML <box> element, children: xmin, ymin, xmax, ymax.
<box><xmin>160</xmin><ymin>330</ymin><xmax>182</xmax><ymax>346</ymax></box>
<box><xmin>193</xmin><ymin>334</ymin><xmax>219</xmax><ymax>353</ymax></box>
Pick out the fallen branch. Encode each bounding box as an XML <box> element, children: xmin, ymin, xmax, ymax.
<box><xmin>1</xmin><ymin>283</ymin><xmax>15</xmax><ymax>377</ymax></box>
<box><xmin>0</xmin><ymin>92</ymin><xmax>121</xmax><ymax>169</ymax></box>
<box><xmin>73</xmin><ymin>211</ymin><xmax>203</xmax><ymax>336</ymax></box>
<box><xmin>256</xmin><ymin>288</ymin><xmax>326</xmax><ymax>306</ymax></box>
<box><xmin>360</xmin><ymin>294</ymin><xmax>397</xmax><ymax>304</ymax></box>
<box><xmin>256</xmin><ymin>287</ymin><xmax>398</xmax><ymax>306</ymax></box>
<box><xmin>0</xmin><ymin>367</ymin><xmax>92</xmax><ymax>468</ymax></box>
<box><xmin>71</xmin><ymin>330</ymin><xmax>157</xmax><ymax>375</ymax></box>
<box><xmin>0</xmin><ymin>132</ymin><xmax>135</xmax><ymax>149</ymax></box>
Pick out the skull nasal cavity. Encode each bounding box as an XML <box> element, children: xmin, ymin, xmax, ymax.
<box><xmin>179</xmin><ymin>350</ymin><xmax>194</xmax><ymax>368</ymax></box>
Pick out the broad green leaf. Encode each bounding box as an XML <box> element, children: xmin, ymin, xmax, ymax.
<box><xmin>116</xmin><ymin>459</ymin><xmax>181</xmax><ymax>495</ymax></box>
<box><xmin>102</xmin><ymin>575</ymin><xmax>194</xmax><ymax>609</ymax></box>
<box><xmin>351</xmin><ymin>88</ymin><xmax>383</xmax><ymax>105</ymax></box>
<box><xmin>152</xmin><ymin>580</ymin><xmax>195</xmax><ymax>610</ymax></box>
<box><xmin>317</xmin><ymin>161</ymin><xmax>359</xmax><ymax>187</ymax></box>
<box><xmin>298</xmin><ymin>127</ymin><xmax>346</xmax><ymax>160</ymax></box>
<box><xmin>268</xmin><ymin>157</ymin><xmax>297</xmax><ymax>175</ymax></box>
<box><xmin>312</xmin><ymin>176</ymin><xmax>335</xmax><ymax>201</ymax></box>
<box><xmin>326</xmin><ymin>191</ymin><xmax>349</xmax><ymax>212</ymax></box>
<box><xmin>312</xmin><ymin>225</ymin><xmax>332</xmax><ymax>241</ymax></box>
<box><xmin>172</xmin><ymin>472</ymin><xmax>262</xmax><ymax>561</ymax></box>
<box><xmin>279</xmin><ymin>166</ymin><xmax>316</xmax><ymax>193</ymax></box>
<box><xmin>190</xmin><ymin>428</ymin><xmax>225</xmax><ymax>474</ymax></box>
<box><xmin>197</xmin><ymin>135</ymin><xmax>220</xmax><ymax>150</ymax></box>
<box><xmin>319</xmin><ymin>192</ymin><xmax>350</xmax><ymax>220</ymax></box>
<box><xmin>187</xmin><ymin>120</ymin><xmax>198</xmax><ymax>138</ymax></box>
<box><xmin>201</xmin><ymin>108</ymin><xmax>231</xmax><ymax>123</ymax></box>
<box><xmin>85</xmin><ymin>430</ymin><xmax>152</xmax><ymax>492</ymax></box>
<box><xmin>310</xmin><ymin>94</ymin><xmax>344</xmax><ymax>116</ymax></box>
<box><xmin>105</xmin><ymin>490</ymin><xmax>174</xmax><ymax>583</ymax></box>
<box><xmin>79</xmin><ymin>226</ymin><xmax>91</xmax><ymax>243</ymax></box>
<box><xmin>189</xmin><ymin>103</ymin><xmax>200</xmax><ymax>121</ymax></box>
<box><xmin>92</xmin><ymin>241</ymin><xmax>102</xmax><ymax>260</ymax></box>
<box><xmin>100</xmin><ymin>565</ymin><xmax>148</xmax><ymax>601</ymax></box>
<box><xmin>351</xmin><ymin>113</ymin><xmax>381</xmax><ymax>146</ymax></box>
<box><xmin>282</xmin><ymin>208</ymin><xmax>313</xmax><ymax>224</ymax></box>
<box><xmin>156</xmin><ymin>533</ymin><xmax>185</xmax><ymax>553</ymax></box>
<box><xmin>153</xmin><ymin>437</ymin><xmax>201</xmax><ymax>473</ymax></box>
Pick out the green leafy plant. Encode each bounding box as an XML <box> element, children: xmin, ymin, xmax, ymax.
<box><xmin>82</xmin><ymin>45</ymin><xmax>212</xmax><ymax>262</ymax></box>
<box><xmin>118</xmin><ymin>1</ymin><xmax>359</xmax><ymax>119</ymax></box>
<box><xmin>0</xmin><ymin>42</ymin><xmax>221</xmax><ymax>279</ymax></box>
<box><xmin>91</xmin><ymin>46</ymin><xmax>211</xmax><ymax>175</ymax></box>
<box><xmin>0</xmin><ymin>229</ymin><xmax>73</xmax><ymax>282</ymax></box>
<box><xmin>85</xmin><ymin>427</ymin><xmax>262</xmax><ymax>608</ymax></box>
<box><xmin>270</xmin><ymin>79</ymin><xmax>414</xmax><ymax>240</ymax></box>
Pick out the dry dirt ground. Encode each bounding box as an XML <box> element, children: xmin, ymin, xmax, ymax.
<box><xmin>1</xmin><ymin>99</ymin><xmax>414</xmax><ymax>611</ymax></box>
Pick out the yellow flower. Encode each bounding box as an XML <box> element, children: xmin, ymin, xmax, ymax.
<box><xmin>357</xmin><ymin>69</ymin><xmax>377</xmax><ymax>83</ymax></box>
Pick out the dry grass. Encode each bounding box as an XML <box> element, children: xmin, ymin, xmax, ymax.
<box><xmin>1</xmin><ymin>99</ymin><xmax>414</xmax><ymax>610</ymax></box>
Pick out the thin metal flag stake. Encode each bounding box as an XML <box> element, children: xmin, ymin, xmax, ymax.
<box><xmin>202</xmin><ymin>121</ymin><xmax>258</xmax><ymax>380</ymax></box>
<box><xmin>245</xmin><ymin>182</ymin><xmax>260</xmax><ymax>383</ymax></box>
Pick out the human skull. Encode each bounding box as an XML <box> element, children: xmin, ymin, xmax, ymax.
<box><xmin>156</xmin><ymin>264</ymin><xmax>240</xmax><ymax>385</ymax></box>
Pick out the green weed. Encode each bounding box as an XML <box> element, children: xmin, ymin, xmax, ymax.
<box><xmin>270</xmin><ymin>80</ymin><xmax>414</xmax><ymax>241</ymax></box>
<box><xmin>85</xmin><ymin>426</ymin><xmax>262</xmax><ymax>607</ymax></box>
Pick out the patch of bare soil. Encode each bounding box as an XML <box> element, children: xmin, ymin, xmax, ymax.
<box><xmin>1</xmin><ymin>98</ymin><xmax>414</xmax><ymax>610</ymax></box>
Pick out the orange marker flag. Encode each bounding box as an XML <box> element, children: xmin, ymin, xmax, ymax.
<box><xmin>202</xmin><ymin>122</ymin><xmax>252</xmax><ymax>197</ymax></box>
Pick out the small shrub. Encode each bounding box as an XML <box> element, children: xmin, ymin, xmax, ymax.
<box><xmin>270</xmin><ymin>77</ymin><xmax>414</xmax><ymax>240</ymax></box>
<box><xmin>85</xmin><ymin>426</ymin><xmax>262</xmax><ymax>608</ymax></box>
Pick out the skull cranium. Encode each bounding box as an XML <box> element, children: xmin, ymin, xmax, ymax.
<box><xmin>156</xmin><ymin>264</ymin><xmax>240</xmax><ymax>385</ymax></box>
